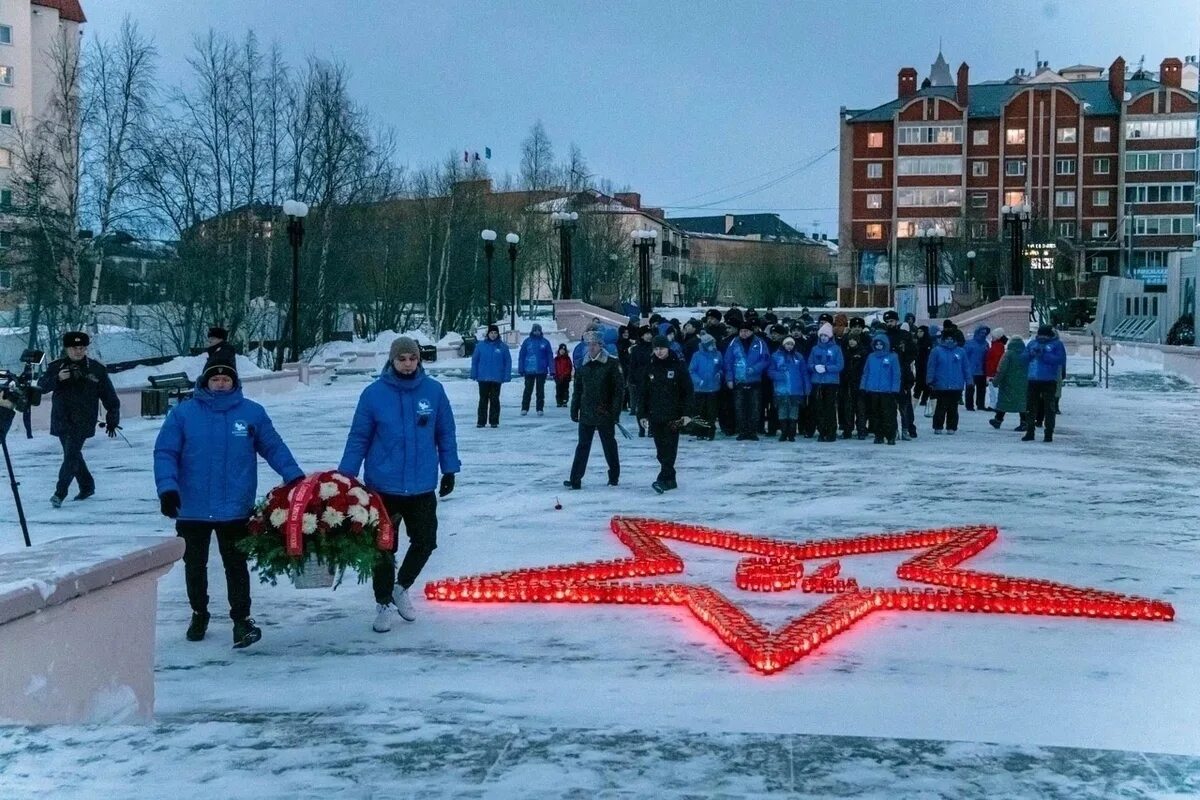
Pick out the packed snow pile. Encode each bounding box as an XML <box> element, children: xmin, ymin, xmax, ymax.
<box><xmin>110</xmin><ymin>354</ymin><xmax>271</xmax><ymax>389</ymax></box>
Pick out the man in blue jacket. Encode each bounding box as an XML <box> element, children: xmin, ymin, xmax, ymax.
<box><xmin>962</xmin><ymin>325</ymin><xmax>991</xmax><ymax>411</ymax></box>
<box><xmin>808</xmin><ymin>322</ymin><xmax>844</xmax><ymax>442</ymax></box>
<box><xmin>860</xmin><ymin>332</ymin><xmax>901</xmax><ymax>445</ymax></box>
<box><xmin>154</xmin><ymin>356</ymin><xmax>304</xmax><ymax>647</ymax></box>
<box><xmin>723</xmin><ymin>320</ymin><xmax>770</xmax><ymax>441</ymax></box>
<box><xmin>925</xmin><ymin>329</ymin><xmax>972</xmax><ymax>434</ymax></box>
<box><xmin>688</xmin><ymin>332</ymin><xmax>723</xmax><ymax>440</ymax></box>
<box><xmin>338</xmin><ymin>336</ymin><xmax>461</xmax><ymax>632</ymax></box>
<box><xmin>517</xmin><ymin>323</ymin><xmax>553</xmax><ymax>416</ymax></box>
<box><xmin>1023</xmin><ymin>324</ymin><xmax>1066</xmax><ymax>443</ymax></box>
<box><xmin>470</xmin><ymin>324</ymin><xmax>511</xmax><ymax>428</ymax></box>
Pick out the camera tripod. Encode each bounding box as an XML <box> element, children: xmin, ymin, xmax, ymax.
<box><xmin>0</xmin><ymin>431</ymin><xmax>32</xmax><ymax>547</ymax></box>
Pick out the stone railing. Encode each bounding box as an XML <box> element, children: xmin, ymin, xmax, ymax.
<box><xmin>949</xmin><ymin>295</ymin><xmax>1034</xmax><ymax>338</ymax></box>
<box><xmin>0</xmin><ymin>536</ymin><xmax>184</xmax><ymax>724</ymax></box>
<box><xmin>554</xmin><ymin>300</ymin><xmax>629</xmax><ymax>340</ymax></box>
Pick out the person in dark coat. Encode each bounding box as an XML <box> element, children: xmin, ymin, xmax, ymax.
<box><xmin>517</xmin><ymin>323</ymin><xmax>553</xmax><ymax>416</ymax></box>
<box><xmin>626</xmin><ymin>326</ymin><xmax>654</xmax><ymax>437</ymax></box>
<box><xmin>839</xmin><ymin>317</ymin><xmax>870</xmax><ymax>439</ymax></box>
<box><xmin>680</xmin><ymin>319</ymin><xmax>701</xmax><ymax>363</ymax></box>
<box><xmin>154</xmin><ymin>355</ymin><xmax>304</xmax><ymax>647</ymax></box>
<box><xmin>565</xmin><ymin>333</ymin><xmax>623</xmax><ymax>489</ymax></box>
<box><xmin>989</xmin><ymin>337</ymin><xmax>1028</xmax><ymax>431</ymax></box>
<box><xmin>553</xmin><ymin>344</ymin><xmax>573</xmax><ymax>408</ymax></box>
<box><xmin>883</xmin><ymin>311</ymin><xmax>918</xmax><ymax>439</ymax></box>
<box><xmin>37</xmin><ymin>331</ymin><xmax>120</xmax><ymax>507</ymax></box>
<box><xmin>962</xmin><ymin>325</ymin><xmax>992</xmax><ymax>411</ymax></box>
<box><xmin>470</xmin><ymin>324</ymin><xmax>511</xmax><ymax>428</ymax></box>
<box><xmin>338</xmin><ymin>336</ymin><xmax>460</xmax><ymax>632</ymax></box>
<box><xmin>205</xmin><ymin>326</ymin><xmax>237</xmax><ymax>362</ymax></box>
<box><xmin>914</xmin><ymin>325</ymin><xmax>933</xmax><ymax>406</ymax></box>
<box><xmin>639</xmin><ymin>336</ymin><xmax>693</xmax><ymax>493</ymax></box>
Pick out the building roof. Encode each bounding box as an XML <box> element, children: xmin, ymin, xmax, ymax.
<box><xmin>669</xmin><ymin>213</ymin><xmax>809</xmax><ymax>240</ymax></box>
<box><xmin>845</xmin><ymin>77</ymin><xmax>1190</xmax><ymax>123</ymax></box>
<box><xmin>32</xmin><ymin>0</ymin><xmax>86</xmax><ymax>23</ymax></box>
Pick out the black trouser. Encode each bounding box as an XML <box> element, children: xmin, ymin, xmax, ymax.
<box><xmin>761</xmin><ymin>379</ymin><xmax>776</xmax><ymax>434</ymax></box>
<box><xmin>373</xmin><ymin>491</ymin><xmax>438</xmax><ymax>603</ymax></box>
<box><xmin>965</xmin><ymin>375</ymin><xmax>987</xmax><ymax>410</ymax></box>
<box><xmin>177</xmin><ymin>520</ymin><xmax>252</xmax><ymax>621</ymax></box>
<box><xmin>733</xmin><ymin>384</ymin><xmax>760</xmax><ymax>438</ymax></box>
<box><xmin>570</xmin><ymin>422</ymin><xmax>620</xmax><ymax>484</ymax></box>
<box><xmin>813</xmin><ymin>384</ymin><xmax>838</xmax><ymax>439</ymax></box>
<box><xmin>650</xmin><ymin>422</ymin><xmax>679</xmax><ymax>484</ymax></box>
<box><xmin>993</xmin><ymin>410</ymin><xmax>1029</xmax><ymax>427</ymax></box>
<box><xmin>476</xmin><ymin>381</ymin><xmax>501</xmax><ymax>426</ymax></box>
<box><xmin>554</xmin><ymin>378</ymin><xmax>571</xmax><ymax>407</ymax></box>
<box><xmin>797</xmin><ymin>402</ymin><xmax>815</xmax><ymax>437</ymax></box>
<box><xmin>521</xmin><ymin>374</ymin><xmax>546</xmax><ymax>412</ymax></box>
<box><xmin>627</xmin><ymin>382</ymin><xmax>644</xmax><ymax>434</ymax></box>
<box><xmin>897</xmin><ymin>387</ymin><xmax>915</xmax><ymax>434</ymax></box>
<box><xmin>839</xmin><ymin>386</ymin><xmax>867</xmax><ymax>436</ymax></box>
<box><xmin>694</xmin><ymin>392</ymin><xmax>718</xmax><ymax>439</ymax></box>
<box><xmin>866</xmin><ymin>392</ymin><xmax>898</xmax><ymax>441</ymax></box>
<box><xmin>55</xmin><ymin>434</ymin><xmax>94</xmax><ymax>499</ymax></box>
<box><xmin>1027</xmin><ymin>380</ymin><xmax>1058</xmax><ymax>434</ymax></box>
<box><xmin>718</xmin><ymin>384</ymin><xmax>736</xmax><ymax>435</ymax></box>
<box><xmin>932</xmin><ymin>389</ymin><xmax>961</xmax><ymax>431</ymax></box>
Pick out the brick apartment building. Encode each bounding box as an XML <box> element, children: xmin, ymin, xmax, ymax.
<box><xmin>839</xmin><ymin>53</ymin><xmax>1198</xmax><ymax>300</ymax></box>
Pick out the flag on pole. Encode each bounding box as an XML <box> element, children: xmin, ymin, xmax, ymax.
<box><xmin>485</xmin><ymin>147</ymin><xmax>492</xmax><ymax>159</ymax></box>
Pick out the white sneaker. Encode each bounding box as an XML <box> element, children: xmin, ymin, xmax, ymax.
<box><xmin>393</xmin><ymin>588</ymin><xmax>417</xmax><ymax>622</ymax></box>
<box><xmin>372</xmin><ymin>603</ymin><xmax>393</xmax><ymax>633</ymax></box>
<box><xmin>520</xmin><ymin>409</ymin><xmax>529</xmax><ymax>416</ymax></box>
<box><xmin>537</xmin><ymin>410</ymin><xmax>544</xmax><ymax>416</ymax></box>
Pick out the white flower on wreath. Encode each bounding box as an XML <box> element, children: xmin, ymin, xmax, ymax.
<box><xmin>321</xmin><ymin>508</ymin><xmax>346</xmax><ymax>528</ymax></box>
<box><xmin>269</xmin><ymin>508</ymin><xmax>288</xmax><ymax>528</ymax></box>
<box><xmin>318</xmin><ymin>481</ymin><xmax>340</xmax><ymax>500</ymax></box>
<box><xmin>331</xmin><ymin>473</ymin><xmax>352</xmax><ymax>486</ymax></box>
<box><xmin>302</xmin><ymin>513</ymin><xmax>318</xmax><ymax>535</ymax></box>
<box><xmin>367</xmin><ymin>507</ymin><xmax>380</xmax><ymax>524</ymax></box>
<box><xmin>349</xmin><ymin>487</ymin><xmax>370</xmax><ymax>505</ymax></box>
<box><xmin>347</xmin><ymin>505</ymin><xmax>370</xmax><ymax>526</ymax></box>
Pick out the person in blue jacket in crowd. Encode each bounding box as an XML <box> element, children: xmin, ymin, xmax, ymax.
<box><xmin>688</xmin><ymin>332</ymin><xmax>723</xmax><ymax>440</ymax></box>
<box><xmin>572</xmin><ymin>320</ymin><xmax>619</xmax><ymax>368</ymax></box>
<box><xmin>723</xmin><ymin>319</ymin><xmax>771</xmax><ymax>441</ymax></box>
<box><xmin>925</xmin><ymin>328</ymin><xmax>972</xmax><ymax>434</ymax></box>
<box><xmin>767</xmin><ymin>335</ymin><xmax>810</xmax><ymax>442</ymax></box>
<box><xmin>517</xmin><ymin>323</ymin><xmax>553</xmax><ymax>416</ymax></box>
<box><xmin>961</xmin><ymin>325</ymin><xmax>991</xmax><ymax>411</ymax></box>
<box><xmin>338</xmin><ymin>336</ymin><xmax>461</xmax><ymax>633</ymax></box>
<box><xmin>470</xmin><ymin>323</ymin><xmax>511</xmax><ymax>428</ymax></box>
<box><xmin>154</xmin><ymin>356</ymin><xmax>304</xmax><ymax>648</ymax></box>
<box><xmin>860</xmin><ymin>331</ymin><xmax>901</xmax><ymax>445</ymax></box>
<box><xmin>807</xmin><ymin>322</ymin><xmax>844</xmax><ymax>442</ymax></box>
<box><xmin>1023</xmin><ymin>324</ymin><xmax>1067</xmax><ymax>443</ymax></box>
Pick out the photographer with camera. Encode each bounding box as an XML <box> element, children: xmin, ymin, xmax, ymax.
<box><xmin>36</xmin><ymin>332</ymin><xmax>120</xmax><ymax>507</ymax></box>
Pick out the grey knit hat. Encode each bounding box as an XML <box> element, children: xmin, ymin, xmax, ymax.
<box><xmin>389</xmin><ymin>336</ymin><xmax>421</xmax><ymax>360</ymax></box>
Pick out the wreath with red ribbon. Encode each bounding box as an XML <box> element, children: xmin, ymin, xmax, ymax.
<box><xmin>238</xmin><ymin>470</ymin><xmax>395</xmax><ymax>585</ymax></box>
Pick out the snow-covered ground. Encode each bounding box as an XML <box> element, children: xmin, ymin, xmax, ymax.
<box><xmin>0</xmin><ymin>353</ymin><xmax>1198</xmax><ymax>797</ymax></box>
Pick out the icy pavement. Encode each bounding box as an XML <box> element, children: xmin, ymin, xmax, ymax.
<box><xmin>0</xmin><ymin>354</ymin><xmax>1198</xmax><ymax>797</ymax></box>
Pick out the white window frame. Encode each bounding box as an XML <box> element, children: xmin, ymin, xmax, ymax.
<box><xmin>1124</xmin><ymin>184</ymin><xmax>1195</xmax><ymax>204</ymax></box>
<box><xmin>1093</xmin><ymin>190</ymin><xmax>1110</xmax><ymax>207</ymax></box>
<box><xmin>1055</xmin><ymin>158</ymin><xmax>1076</xmax><ymax>176</ymax></box>
<box><xmin>1005</xmin><ymin>159</ymin><xmax>1026</xmax><ymax>176</ymax></box>
<box><xmin>866</xmin><ymin>162</ymin><xmax>883</xmax><ymax>179</ymax></box>
<box><xmin>970</xmin><ymin>193</ymin><xmax>988</xmax><ymax>208</ymax></box>
<box><xmin>1125</xmin><ymin>150</ymin><xmax>1197</xmax><ymax>172</ymax></box>
<box><xmin>972</xmin><ymin>129</ymin><xmax>989</xmax><ymax>146</ymax></box>
<box><xmin>867</xmin><ymin>131</ymin><xmax>884</xmax><ymax>148</ymax></box>
<box><xmin>0</xmin><ymin>148</ymin><xmax>11</xmax><ymax>169</ymax></box>
<box><xmin>866</xmin><ymin>193</ymin><xmax>882</xmax><ymax>209</ymax></box>
<box><xmin>895</xmin><ymin>156</ymin><xmax>962</xmax><ymax>176</ymax></box>
<box><xmin>1056</xmin><ymin>127</ymin><xmax>1077</xmax><ymax>144</ymax></box>
<box><xmin>0</xmin><ymin>66</ymin><xmax>12</xmax><ymax>87</ymax></box>
<box><xmin>897</xmin><ymin>124</ymin><xmax>963</xmax><ymax>145</ymax></box>
<box><xmin>1054</xmin><ymin>190</ymin><xmax>1076</xmax><ymax>207</ymax></box>
<box><xmin>1094</xmin><ymin>126</ymin><xmax>1111</xmax><ymax>143</ymax></box>
<box><xmin>971</xmin><ymin>161</ymin><xmax>988</xmax><ymax>177</ymax></box>
<box><xmin>1094</xmin><ymin>157</ymin><xmax>1110</xmax><ymax>175</ymax></box>
<box><xmin>1091</xmin><ymin>222</ymin><xmax>1109</xmax><ymax>239</ymax></box>
<box><xmin>896</xmin><ymin>187</ymin><xmax>963</xmax><ymax>207</ymax></box>
<box><xmin>1005</xmin><ymin>128</ymin><xmax>1026</xmax><ymax>145</ymax></box>
<box><xmin>970</xmin><ymin>221</ymin><xmax>988</xmax><ymax>239</ymax></box>
<box><xmin>1056</xmin><ymin>221</ymin><xmax>1076</xmax><ymax>238</ymax></box>
<box><xmin>1125</xmin><ymin>119</ymin><xmax>1198</xmax><ymax>140</ymax></box>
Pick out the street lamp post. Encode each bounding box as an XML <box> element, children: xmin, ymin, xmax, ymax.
<box><xmin>1025</xmin><ymin>242</ymin><xmax>1056</xmax><ymax>325</ymax></box>
<box><xmin>282</xmin><ymin>199</ymin><xmax>308</xmax><ymax>364</ymax></box>
<box><xmin>481</xmin><ymin>229</ymin><xmax>497</xmax><ymax>324</ymax></box>
<box><xmin>916</xmin><ymin>227</ymin><xmax>945</xmax><ymax>318</ymax></box>
<box><xmin>551</xmin><ymin>211</ymin><xmax>579</xmax><ymax>299</ymax></box>
<box><xmin>506</xmin><ymin>233</ymin><xmax>520</xmax><ymax>334</ymax></box>
<box><xmin>631</xmin><ymin>228</ymin><xmax>657</xmax><ymax>321</ymax></box>
<box><xmin>1001</xmin><ymin>202</ymin><xmax>1032</xmax><ymax>294</ymax></box>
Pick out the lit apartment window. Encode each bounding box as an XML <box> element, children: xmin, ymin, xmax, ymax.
<box><xmin>1056</xmin><ymin>221</ymin><xmax>1075</xmax><ymax>238</ymax></box>
<box><xmin>0</xmin><ymin>148</ymin><xmax>10</xmax><ymax>169</ymax></box>
<box><xmin>1126</xmin><ymin>119</ymin><xmax>1198</xmax><ymax>140</ymax></box>
<box><xmin>1094</xmin><ymin>126</ymin><xmax>1111</xmax><ymax>143</ymax></box>
<box><xmin>972</xmin><ymin>129</ymin><xmax>989</xmax><ymax>146</ymax></box>
<box><xmin>1003</xmin><ymin>191</ymin><xmax>1026</xmax><ymax>207</ymax></box>
<box><xmin>866</xmin><ymin>193</ymin><xmax>882</xmax><ymax>209</ymax></box>
<box><xmin>895</xmin><ymin>156</ymin><xmax>962</xmax><ymax>176</ymax></box>
<box><xmin>867</xmin><ymin>162</ymin><xmax>883</xmax><ymax>179</ymax></box>
<box><xmin>1056</xmin><ymin>127</ymin><xmax>1077</xmax><ymax>144</ymax></box>
<box><xmin>1005</xmin><ymin>128</ymin><xmax>1026</xmax><ymax>145</ymax></box>
<box><xmin>1055</xmin><ymin>158</ymin><xmax>1076</xmax><ymax>175</ymax></box>
<box><xmin>1005</xmin><ymin>159</ymin><xmax>1026</xmax><ymax>176</ymax></box>
<box><xmin>1094</xmin><ymin>157</ymin><xmax>1110</xmax><ymax>174</ymax></box>
<box><xmin>896</xmin><ymin>187</ymin><xmax>962</xmax><ymax>207</ymax></box>
<box><xmin>897</xmin><ymin>124</ymin><xmax>963</xmax><ymax>144</ymax></box>
<box><xmin>0</xmin><ymin>25</ymin><xmax>11</xmax><ymax>46</ymax></box>
<box><xmin>867</xmin><ymin>131</ymin><xmax>884</xmax><ymax>148</ymax></box>
<box><xmin>865</xmin><ymin>223</ymin><xmax>883</xmax><ymax>240</ymax></box>
<box><xmin>1092</xmin><ymin>222</ymin><xmax>1110</xmax><ymax>239</ymax></box>
<box><xmin>1055</xmin><ymin>190</ymin><xmax>1076</xmax><ymax>207</ymax></box>
<box><xmin>972</xmin><ymin>161</ymin><xmax>988</xmax><ymax>177</ymax></box>
<box><xmin>0</xmin><ymin>107</ymin><xmax>11</xmax><ymax>126</ymax></box>
<box><xmin>1093</xmin><ymin>190</ymin><xmax>1110</xmax><ymax>206</ymax></box>
<box><xmin>0</xmin><ymin>66</ymin><xmax>12</xmax><ymax>86</ymax></box>
<box><xmin>971</xmin><ymin>193</ymin><xmax>988</xmax><ymax>208</ymax></box>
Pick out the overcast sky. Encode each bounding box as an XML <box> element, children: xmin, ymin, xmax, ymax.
<box><xmin>86</xmin><ymin>0</ymin><xmax>1199</xmax><ymax>236</ymax></box>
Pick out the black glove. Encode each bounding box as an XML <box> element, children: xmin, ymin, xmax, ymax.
<box><xmin>438</xmin><ymin>473</ymin><xmax>455</xmax><ymax>498</ymax></box>
<box><xmin>571</xmin><ymin>410</ymin><xmax>580</xmax><ymax>423</ymax></box>
<box><xmin>105</xmin><ymin>421</ymin><xmax>119</xmax><ymax>438</ymax></box>
<box><xmin>159</xmin><ymin>490</ymin><xmax>180</xmax><ymax>519</ymax></box>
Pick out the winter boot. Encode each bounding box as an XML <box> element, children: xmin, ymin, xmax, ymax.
<box><xmin>186</xmin><ymin>611</ymin><xmax>210</xmax><ymax>642</ymax></box>
<box><xmin>372</xmin><ymin>603</ymin><xmax>393</xmax><ymax>633</ymax></box>
<box><xmin>520</xmin><ymin>409</ymin><xmax>528</xmax><ymax>416</ymax></box>
<box><xmin>1022</xmin><ymin>429</ymin><xmax>1036</xmax><ymax>442</ymax></box>
<box><xmin>900</xmin><ymin>430</ymin><xmax>911</xmax><ymax>441</ymax></box>
<box><xmin>907</xmin><ymin>426</ymin><xmax>918</xmax><ymax>439</ymax></box>
<box><xmin>856</xmin><ymin>431</ymin><xmax>867</xmax><ymax>440</ymax></box>
<box><xmin>873</xmin><ymin>434</ymin><xmax>884</xmax><ymax>444</ymax></box>
<box><xmin>74</xmin><ymin>489</ymin><xmax>95</xmax><ymax>501</ymax></box>
<box><xmin>664</xmin><ymin>480</ymin><xmax>678</xmax><ymax>491</ymax></box>
<box><xmin>652</xmin><ymin>481</ymin><xmax>667</xmax><ymax>494</ymax></box>
<box><xmin>988</xmin><ymin>418</ymin><xmax>1002</xmax><ymax>430</ymax></box>
<box><xmin>563</xmin><ymin>480</ymin><xmax>582</xmax><ymax>490</ymax></box>
<box><xmin>50</xmin><ymin>495</ymin><xmax>63</xmax><ymax>509</ymax></box>
<box><xmin>887</xmin><ymin>437</ymin><xmax>896</xmax><ymax>445</ymax></box>
<box><xmin>1043</xmin><ymin>431</ymin><xmax>1053</xmax><ymax>443</ymax></box>
<box><xmin>393</xmin><ymin>588</ymin><xmax>417</xmax><ymax>622</ymax></box>
<box><xmin>1014</xmin><ymin>423</ymin><xmax>1028</xmax><ymax>432</ymax></box>
<box><xmin>232</xmin><ymin>617</ymin><xmax>262</xmax><ymax>649</ymax></box>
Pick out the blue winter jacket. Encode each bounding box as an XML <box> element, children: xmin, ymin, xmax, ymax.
<box><xmin>962</xmin><ymin>325</ymin><xmax>991</xmax><ymax>377</ymax></box>
<box><xmin>471</xmin><ymin>337</ymin><xmax>512</xmax><ymax>383</ymax></box>
<box><xmin>153</xmin><ymin>386</ymin><xmax>303</xmax><ymax>522</ymax></box>
<box><xmin>926</xmin><ymin>339</ymin><xmax>972</xmax><ymax>391</ymax></box>
<box><xmin>1025</xmin><ymin>334</ymin><xmax>1067</xmax><ymax>382</ymax></box>
<box><xmin>808</xmin><ymin>339</ymin><xmax>844</xmax><ymax>385</ymax></box>
<box><xmin>860</xmin><ymin>333</ymin><xmax>901</xmax><ymax>393</ymax></box>
<box><xmin>723</xmin><ymin>335</ymin><xmax>770</xmax><ymax>385</ymax></box>
<box><xmin>768</xmin><ymin>348</ymin><xmax>811</xmax><ymax>397</ymax></box>
<box><xmin>517</xmin><ymin>333</ymin><xmax>553</xmax><ymax>376</ymax></box>
<box><xmin>689</xmin><ymin>342</ymin><xmax>724</xmax><ymax>392</ymax></box>
<box><xmin>338</xmin><ymin>366</ymin><xmax>461</xmax><ymax>497</ymax></box>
